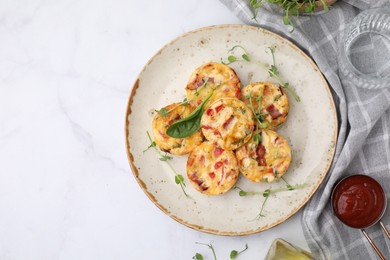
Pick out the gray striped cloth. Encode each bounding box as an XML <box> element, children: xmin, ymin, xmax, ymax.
<box><xmin>218</xmin><ymin>0</ymin><xmax>390</xmax><ymax>259</ymax></box>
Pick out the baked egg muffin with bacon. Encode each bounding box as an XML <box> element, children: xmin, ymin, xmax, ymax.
<box><xmin>152</xmin><ymin>103</ymin><xmax>203</xmax><ymax>155</ymax></box>
<box><xmin>186</xmin><ymin>142</ymin><xmax>239</xmax><ymax>195</ymax></box>
<box><xmin>186</xmin><ymin>62</ymin><xmax>241</xmax><ymax>108</ymax></box>
<box><xmin>235</xmin><ymin>129</ymin><xmax>291</xmax><ymax>183</ymax></box>
<box><xmin>241</xmin><ymin>82</ymin><xmax>289</xmax><ymax>129</ymax></box>
<box><xmin>200</xmin><ymin>98</ymin><xmax>255</xmax><ymax>151</ymax></box>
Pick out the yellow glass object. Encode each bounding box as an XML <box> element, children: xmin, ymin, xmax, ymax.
<box><xmin>265</xmin><ymin>239</ymin><xmax>313</xmax><ymax>260</ymax></box>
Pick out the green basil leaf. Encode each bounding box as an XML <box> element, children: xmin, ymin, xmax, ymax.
<box><xmin>166</xmin><ymin>93</ymin><xmax>212</xmax><ymax>138</ymax></box>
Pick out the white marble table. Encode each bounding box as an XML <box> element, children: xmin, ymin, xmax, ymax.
<box><xmin>0</xmin><ymin>0</ymin><xmax>309</xmax><ymax>259</ymax></box>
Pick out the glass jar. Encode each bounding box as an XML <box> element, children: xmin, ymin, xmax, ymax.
<box><xmin>338</xmin><ymin>7</ymin><xmax>390</xmax><ymax>89</ymax></box>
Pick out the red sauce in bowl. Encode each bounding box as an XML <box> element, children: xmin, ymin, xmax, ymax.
<box><xmin>331</xmin><ymin>175</ymin><xmax>387</xmax><ymax>229</ymax></box>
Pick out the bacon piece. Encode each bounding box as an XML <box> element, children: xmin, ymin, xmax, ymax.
<box><xmin>214</xmin><ymin>147</ymin><xmax>223</xmax><ymax>157</ymax></box>
<box><xmin>168</xmin><ymin>115</ymin><xmax>181</xmax><ymax>125</ymax></box>
<box><xmin>257</xmin><ymin>144</ymin><xmax>267</xmax><ymax>166</ymax></box>
<box><xmin>189</xmin><ymin>172</ymin><xmax>201</xmax><ymax>184</ymax></box>
<box><xmin>206</xmin><ymin>108</ymin><xmax>214</xmax><ymax>116</ymax></box>
<box><xmin>266</xmin><ymin>104</ymin><xmax>282</xmax><ymax>119</ymax></box>
<box><xmin>215</xmin><ymin>104</ymin><xmax>224</xmax><ymax>113</ymax></box>
<box><xmin>279</xmin><ymin>86</ymin><xmax>285</xmax><ymax>95</ymax></box>
<box><xmin>235</xmin><ymin>88</ymin><xmax>241</xmax><ymax>98</ymax></box>
<box><xmin>159</xmin><ymin>131</ymin><xmax>169</xmax><ymax>139</ymax></box>
<box><xmin>208</xmin><ymin>172</ymin><xmax>215</xmax><ymax>179</ymax></box>
<box><xmin>214</xmin><ymin>161</ymin><xmax>223</xmax><ymax>169</ymax></box>
<box><xmin>263</xmin><ymin>84</ymin><xmax>270</xmax><ymax>96</ymax></box>
<box><xmin>190</xmin><ymin>172</ymin><xmax>208</xmax><ymax>191</ymax></box>
<box><xmin>199</xmin><ymin>155</ymin><xmax>205</xmax><ymax>163</ymax></box>
<box><xmin>249</xmin><ymin>148</ymin><xmax>256</xmax><ymax>158</ymax></box>
<box><xmin>213</xmin><ymin>129</ymin><xmax>221</xmax><ymax>136</ymax></box>
<box><xmin>187</xmin><ymin>157</ymin><xmax>195</xmax><ymax>167</ymax></box>
<box><xmin>200</xmin><ymin>185</ymin><xmax>209</xmax><ymax>191</ymax></box>
<box><xmin>201</xmin><ymin>125</ymin><xmax>212</xmax><ymax>130</ymax></box>
<box><xmin>222</xmin><ymin>115</ymin><xmax>234</xmax><ymax>129</ymax></box>
<box><xmin>225</xmin><ymin>171</ymin><xmax>232</xmax><ymax>178</ymax></box>
<box><xmin>189</xmin><ymin>173</ymin><xmax>209</xmax><ymax>191</ymax></box>
<box><xmin>193</xmin><ymin>76</ymin><xmax>204</xmax><ymax>88</ymax></box>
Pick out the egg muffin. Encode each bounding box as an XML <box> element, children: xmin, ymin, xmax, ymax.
<box><xmin>152</xmin><ymin>103</ymin><xmax>203</xmax><ymax>155</ymax></box>
<box><xmin>241</xmin><ymin>82</ymin><xmax>289</xmax><ymax>129</ymax></box>
<box><xmin>186</xmin><ymin>62</ymin><xmax>241</xmax><ymax>108</ymax></box>
<box><xmin>186</xmin><ymin>142</ymin><xmax>239</xmax><ymax>195</ymax></box>
<box><xmin>235</xmin><ymin>129</ymin><xmax>291</xmax><ymax>182</ymax></box>
<box><xmin>200</xmin><ymin>98</ymin><xmax>254</xmax><ymax>151</ymax></box>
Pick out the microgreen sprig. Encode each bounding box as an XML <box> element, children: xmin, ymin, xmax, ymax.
<box><xmin>253</xmin><ymin>132</ymin><xmax>262</xmax><ymax>145</ymax></box>
<box><xmin>230</xmin><ymin>244</ymin><xmax>249</xmax><ymax>259</ymax></box>
<box><xmin>281</xmin><ymin>176</ymin><xmax>295</xmax><ymax>190</ymax></box>
<box><xmin>235</xmin><ymin>183</ymin><xmax>306</xmax><ymax>219</ymax></box>
<box><xmin>257</xmin><ymin>189</ymin><xmax>271</xmax><ymax>218</ymax></box>
<box><xmin>266</xmin><ymin>47</ymin><xmax>300</xmax><ymax>102</ymax></box>
<box><xmin>221</xmin><ymin>45</ymin><xmax>251</xmax><ymax>65</ymax></box>
<box><xmin>192</xmin><ymin>253</ymin><xmax>204</xmax><ymax>260</ymax></box>
<box><xmin>145</xmin><ymin>131</ymin><xmax>189</xmax><ymax>197</ymax></box>
<box><xmin>245</xmin><ymin>92</ymin><xmax>268</xmax><ymax>129</ymax></box>
<box><xmin>222</xmin><ymin>45</ymin><xmax>300</xmax><ymax>102</ymax></box>
<box><xmin>250</xmin><ymin>0</ymin><xmax>263</xmax><ymax>20</ymax></box>
<box><xmin>249</xmin><ymin>0</ymin><xmax>331</xmax><ymax>29</ymax></box>
<box><xmin>195</xmin><ymin>242</ymin><xmax>217</xmax><ymax>260</ymax></box>
<box><xmin>254</xmin><ymin>47</ymin><xmax>300</xmax><ymax>102</ymax></box>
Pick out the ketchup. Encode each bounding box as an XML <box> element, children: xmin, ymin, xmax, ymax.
<box><xmin>332</xmin><ymin>175</ymin><xmax>386</xmax><ymax>229</ymax></box>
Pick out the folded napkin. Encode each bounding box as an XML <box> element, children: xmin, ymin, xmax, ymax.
<box><xmin>219</xmin><ymin>0</ymin><xmax>390</xmax><ymax>259</ymax></box>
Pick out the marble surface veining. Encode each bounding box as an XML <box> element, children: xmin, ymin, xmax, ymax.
<box><xmin>0</xmin><ymin>0</ymin><xmax>309</xmax><ymax>259</ymax></box>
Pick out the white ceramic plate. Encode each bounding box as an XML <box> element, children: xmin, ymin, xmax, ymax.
<box><xmin>125</xmin><ymin>25</ymin><xmax>337</xmax><ymax>235</ymax></box>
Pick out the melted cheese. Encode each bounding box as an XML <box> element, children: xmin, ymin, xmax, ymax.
<box><xmin>235</xmin><ymin>129</ymin><xmax>291</xmax><ymax>182</ymax></box>
<box><xmin>241</xmin><ymin>82</ymin><xmax>289</xmax><ymax>129</ymax></box>
<box><xmin>201</xmin><ymin>98</ymin><xmax>255</xmax><ymax>151</ymax></box>
<box><xmin>186</xmin><ymin>142</ymin><xmax>239</xmax><ymax>195</ymax></box>
<box><xmin>185</xmin><ymin>62</ymin><xmax>241</xmax><ymax>108</ymax></box>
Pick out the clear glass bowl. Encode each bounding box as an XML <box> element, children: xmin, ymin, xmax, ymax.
<box><xmin>339</xmin><ymin>7</ymin><xmax>390</xmax><ymax>89</ymax></box>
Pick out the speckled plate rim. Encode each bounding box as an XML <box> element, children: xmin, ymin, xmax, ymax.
<box><xmin>125</xmin><ymin>24</ymin><xmax>338</xmax><ymax>236</ymax></box>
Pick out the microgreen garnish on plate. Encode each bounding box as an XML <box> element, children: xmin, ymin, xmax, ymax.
<box><xmin>245</xmin><ymin>92</ymin><xmax>268</xmax><ymax>129</ymax></box>
<box><xmin>145</xmin><ymin>131</ymin><xmax>189</xmax><ymax>197</ymax></box>
<box><xmin>221</xmin><ymin>45</ymin><xmax>251</xmax><ymax>65</ymax></box>
<box><xmin>281</xmin><ymin>176</ymin><xmax>295</xmax><ymax>190</ymax></box>
<box><xmin>234</xmin><ymin>186</ymin><xmax>262</xmax><ymax>196</ymax></box>
<box><xmin>166</xmin><ymin>92</ymin><xmax>213</xmax><ymax>138</ymax></box>
<box><xmin>222</xmin><ymin>45</ymin><xmax>301</xmax><ymax>102</ymax></box>
<box><xmin>194</xmin><ymin>242</ymin><xmax>217</xmax><ymax>260</ymax></box>
<box><xmin>230</xmin><ymin>244</ymin><xmax>249</xmax><ymax>259</ymax></box>
<box><xmin>157</xmin><ymin>107</ymin><xmax>169</xmax><ymax>117</ymax></box>
<box><xmin>253</xmin><ymin>132</ymin><xmax>262</xmax><ymax>145</ymax></box>
<box><xmin>235</xmin><ymin>183</ymin><xmax>306</xmax><ymax>219</ymax></box>
<box><xmin>192</xmin><ymin>253</ymin><xmax>204</xmax><ymax>260</ymax></box>
<box><xmin>264</xmin><ymin>47</ymin><xmax>300</xmax><ymax>102</ymax></box>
